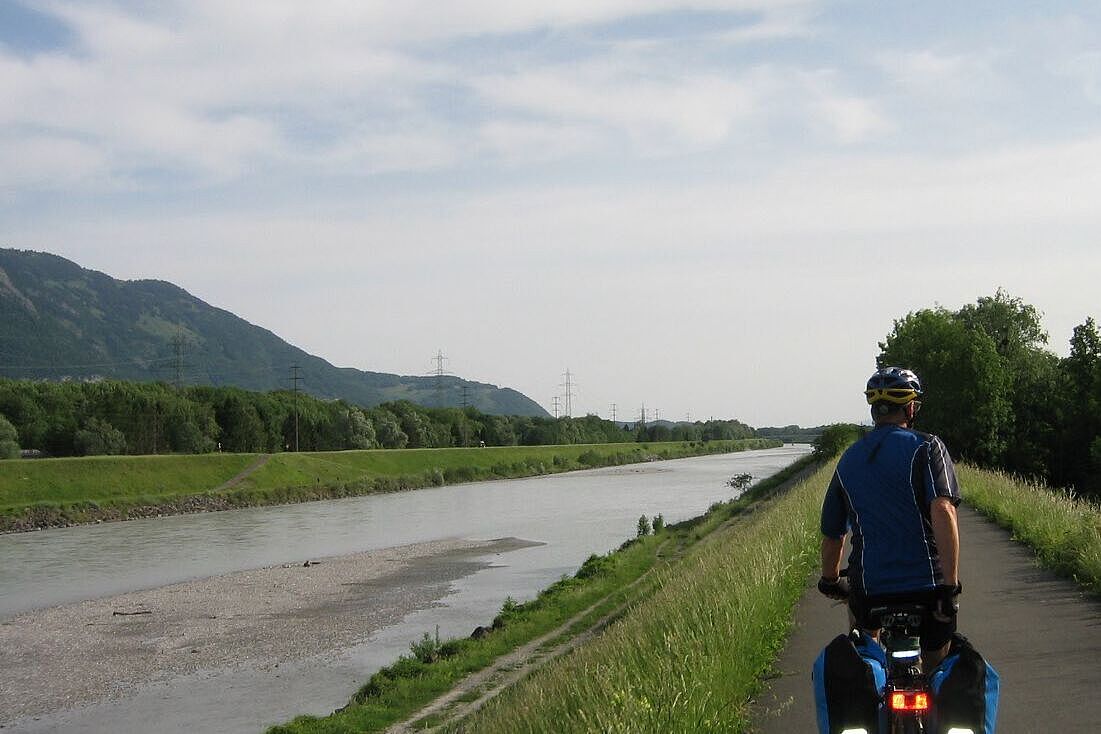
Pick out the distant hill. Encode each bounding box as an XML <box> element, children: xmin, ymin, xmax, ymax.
<box><xmin>0</xmin><ymin>249</ymin><xmax>549</xmax><ymax>417</ymax></box>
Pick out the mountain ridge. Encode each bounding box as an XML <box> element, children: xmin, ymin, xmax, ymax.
<box><xmin>0</xmin><ymin>248</ymin><xmax>549</xmax><ymax>417</ymax></box>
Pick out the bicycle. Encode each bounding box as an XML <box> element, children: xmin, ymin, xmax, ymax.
<box><xmin>866</xmin><ymin>601</ymin><xmax>933</xmax><ymax>734</ymax></box>
<box><xmin>829</xmin><ymin>573</ymin><xmax>977</xmax><ymax>734</ymax></box>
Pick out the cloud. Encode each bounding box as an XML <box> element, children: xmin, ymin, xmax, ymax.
<box><xmin>0</xmin><ymin>134</ymin><xmax>108</xmax><ymax>190</ymax></box>
<box><xmin>0</xmin><ymin>1</ymin><xmax>837</xmax><ymax>190</ymax></box>
<box><xmin>473</xmin><ymin>65</ymin><xmax>757</xmax><ymax>151</ymax></box>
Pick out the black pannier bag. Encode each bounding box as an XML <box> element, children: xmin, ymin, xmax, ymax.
<box><xmin>812</xmin><ymin>631</ymin><xmax>887</xmax><ymax>733</ymax></box>
<box><xmin>928</xmin><ymin>633</ymin><xmax>1000</xmax><ymax>734</ymax></box>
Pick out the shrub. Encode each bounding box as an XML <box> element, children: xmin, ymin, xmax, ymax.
<box><xmin>0</xmin><ymin>414</ymin><xmax>19</xmax><ymax>459</ymax></box>
<box><xmin>410</xmin><ymin>626</ymin><xmax>442</xmax><ymax>664</ymax></box>
<box><xmin>813</xmin><ymin>423</ymin><xmax>866</xmax><ymax>459</ymax></box>
<box><xmin>74</xmin><ymin>417</ymin><xmax>127</xmax><ymax>456</ymax></box>
<box><xmin>443</xmin><ymin>465</ymin><xmax>477</xmax><ymax>483</ymax></box>
<box><xmin>575</xmin><ymin>553</ymin><xmax>614</xmax><ymax>579</ymax></box>
<box><xmin>652</xmin><ymin>514</ymin><xmax>665</xmax><ymax>532</ymax></box>
<box><xmin>577</xmin><ymin>450</ymin><xmax>601</xmax><ymax>466</ymax></box>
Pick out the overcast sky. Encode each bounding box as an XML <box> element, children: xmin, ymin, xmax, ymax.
<box><xmin>2</xmin><ymin>1</ymin><xmax>1099</xmax><ymax>427</ymax></box>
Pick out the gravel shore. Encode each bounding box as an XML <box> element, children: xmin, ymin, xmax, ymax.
<box><xmin>0</xmin><ymin>536</ymin><xmax>537</xmax><ymax>723</ymax></box>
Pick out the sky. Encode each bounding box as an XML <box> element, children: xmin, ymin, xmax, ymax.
<box><xmin>1</xmin><ymin>1</ymin><xmax>1099</xmax><ymax>427</ymax></box>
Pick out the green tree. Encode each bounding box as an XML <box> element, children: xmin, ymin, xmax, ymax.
<box><xmin>813</xmin><ymin>424</ymin><xmax>865</xmax><ymax>459</ymax></box>
<box><xmin>1058</xmin><ymin>318</ymin><xmax>1101</xmax><ymax>492</ymax></box>
<box><xmin>0</xmin><ymin>413</ymin><xmax>20</xmax><ymax>459</ymax></box>
<box><xmin>482</xmin><ymin>415</ymin><xmax>517</xmax><ymax>446</ymax></box>
<box><xmin>878</xmin><ymin>305</ymin><xmax>1013</xmax><ymax>465</ymax></box>
<box><xmin>343</xmin><ymin>408</ymin><xmax>376</xmax><ymax>449</ymax></box>
<box><xmin>74</xmin><ymin>417</ymin><xmax>127</xmax><ymax>456</ymax></box>
<box><xmin>372</xmin><ymin>410</ymin><xmax>408</xmax><ymax>449</ymax></box>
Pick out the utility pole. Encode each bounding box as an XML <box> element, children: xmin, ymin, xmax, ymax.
<box><xmin>552</xmin><ymin>396</ymin><xmax>561</xmax><ymax>420</ymax></box>
<box><xmin>461</xmin><ymin>385</ymin><xmax>471</xmax><ymax>408</ymax></box>
<box><xmin>431</xmin><ymin>349</ymin><xmax>449</xmax><ymax>406</ymax></box>
<box><xmin>639</xmin><ymin>403</ymin><xmax>647</xmax><ymax>428</ymax></box>
<box><xmin>610</xmin><ymin>403</ymin><xmax>617</xmax><ymax>424</ymax></box>
<box><xmin>686</xmin><ymin>412</ymin><xmax>692</xmax><ymax>423</ymax></box>
<box><xmin>289</xmin><ymin>364</ymin><xmax>303</xmax><ymax>452</ymax></box>
<box><xmin>654</xmin><ymin>408</ymin><xmax>661</xmax><ymax>423</ymax></box>
<box><xmin>171</xmin><ymin>326</ymin><xmax>186</xmax><ymax>389</ymax></box>
<box><xmin>560</xmin><ymin>369</ymin><xmax>575</xmax><ymax>418</ymax></box>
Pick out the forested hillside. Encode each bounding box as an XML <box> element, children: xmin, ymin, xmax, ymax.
<box><xmin>0</xmin><ymin>249</ymin><xmax>547</xmax><ymax>417</ymax></box>
<box><xmin>879</xmin><ymin>290</ymin><xmax>1101</xmax><ymax>497</ymax></box>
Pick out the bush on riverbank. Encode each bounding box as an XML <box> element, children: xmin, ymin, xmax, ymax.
<box><xmin>960</xmin><ymin>465</ymin><xmax>1101</xmax><ymax>593</ymax></box>
<box><xmin>0</xmin><ymin>439</ymin><xmax>782</xmax><ymax>531</ymax></box>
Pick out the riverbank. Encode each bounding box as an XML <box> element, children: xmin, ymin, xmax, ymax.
<box><xmin>267</xmin><ymin>452</ymin><xmax>822</xmax><ymax>733</ymax></box>
<box><xmin>0</xmin><ymin>439</ymin><xmax>780</xmax><ymax>533</ymax></box>
<box><xmin>0</xmin><ymin>537</ymin><xmax>538</xmax><ymax>725</ymax></box>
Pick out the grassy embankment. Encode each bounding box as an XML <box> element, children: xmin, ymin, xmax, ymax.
<box><xmin>960</xmin><ymin>465</ymin><xmax>1101</xmax><ymax>593</ymax></box>
<box><xmin>268</xmin><ymin>452</ymin><xmax>825</xmax><ymax>734</ymax></box>
<box><xmin>0</xmin><ymin>438</ymin><xmax>780</xmax><ymax>531</ymax></box>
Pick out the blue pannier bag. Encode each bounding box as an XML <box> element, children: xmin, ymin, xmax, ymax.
<box><xmin>812</xmin><ymin>630</ymin><xmax>887</xmax><ymax>734</ymax></box>
<box><xmin>928</xmin><ymin>633</ymin><xmax>999</xmax><ymax>734</ymax></box>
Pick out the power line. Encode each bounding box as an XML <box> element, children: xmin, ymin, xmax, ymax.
<box><xmin>170</xmin><ymin>327</ymin><xmax>188</xmax><ymax>389</ymax></box>
<box><xmin>560</xmin><ymin>369</ymin><xmax>575</xmax><ymax>418</ymax></box>
<box><xmin>289</xmin><ymin>364</ymin><xmax>303</xmax><ymax>452</ymax></box>
<box><xmin>429</xmin><ymin>349</ymin><xmax>450</xmax><ymax>407</ymax></box>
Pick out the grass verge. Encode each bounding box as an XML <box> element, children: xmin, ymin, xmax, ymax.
<box><xmin>266</xmin><ymin>452</ymin><xmax>822</xmax><ymax>734</ymax></box>
<box><xmin>448</xmin><ymin>460</ymin><xmax>831</xmax><ymax>733</ymax></box>
<box><xmin>959</xmin><ymin>464</ymin><xmax>1101</xmax><ymax>594</ymax></box>
<box><xmin>0</xmin><ymin>438</ymin><xmax>780</xmax><ymax>531</ymax></box>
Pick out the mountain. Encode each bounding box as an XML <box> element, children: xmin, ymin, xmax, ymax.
<box><xmin>0</xmin><ymin>249</ymin><xmax>550</xmax><ymax>417</ymax></box>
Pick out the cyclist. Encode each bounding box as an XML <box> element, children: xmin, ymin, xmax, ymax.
<box><xmin>818</xmin><ymin>367</ymin><xmax>962</xmax><ymax>670</ymax></box>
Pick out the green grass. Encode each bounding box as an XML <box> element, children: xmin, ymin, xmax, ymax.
<box><xmin>960</xmin><ymin>464</ymin><xmax>1101</xmax><ymax>593</ymax></box>
<box><xmin>0</xmin><ymin>452</ymin><xmax>258</xmax><ymax>510</ymax></box>
<box><xmin>451</xmin><ymin>461</ymin><xmax>832</xmax><ymax>733</ymax></box>
<box><xmin>0</xmin><ymin>439</ymin><xmax>780</xmax><ymax>530</ymax></box>
<box><xmin>267</xmin><ymin>452</ymin><xmax>820</xmax><ymax>734</ymax></box>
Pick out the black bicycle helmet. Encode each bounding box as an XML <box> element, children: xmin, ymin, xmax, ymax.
<box><xmin>865</xmin><ymin>367</ymin><xmax>923</xmax><ymax>406</ymax></box>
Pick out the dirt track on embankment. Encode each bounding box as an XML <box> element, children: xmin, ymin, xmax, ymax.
<box><xmin>751</xmin><ymin>506</ymin><xmax>1101</xmax><ymax>733</ymax></box>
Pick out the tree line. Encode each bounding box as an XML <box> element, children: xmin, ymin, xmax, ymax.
<box><xmin>0</xmin><ymin>378</ymin><xmax>756</xmax><ymax>458</ymax></box>
<box><xmin>878</xmin><ymin>290</ymin><xmax>1101</xmax><ymax>497</ymax></box>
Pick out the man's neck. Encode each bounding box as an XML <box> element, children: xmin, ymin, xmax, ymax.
<box><xmin>874</xmin><ymin>418</ymin><xmax>909</xmax><ymax>430</ymax></box>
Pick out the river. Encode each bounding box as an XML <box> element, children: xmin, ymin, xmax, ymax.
<box><xmin>0</xmin><ymin>445</ymin><xmax>810</xmax><ymax>733</ymax></box>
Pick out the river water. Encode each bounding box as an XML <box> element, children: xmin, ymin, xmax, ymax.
<box><xmin>0</xmin><ymin>445</ymin><xmax>809</xmax><ymax>733</ymax></box>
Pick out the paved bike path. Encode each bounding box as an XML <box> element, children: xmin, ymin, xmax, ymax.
<box><xmin>752</xmin><ymin>506</ymin><xmax>1101</xmax><ymax>733</ymax></box>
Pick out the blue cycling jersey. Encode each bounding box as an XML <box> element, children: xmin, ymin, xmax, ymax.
<box><xmin>821</xmin><ymin>424</ymin><xmax>960</xmax><ymax>596</ymax></box>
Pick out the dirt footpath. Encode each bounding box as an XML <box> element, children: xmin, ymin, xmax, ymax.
<box><xmin>0</xmin><ymin>537</ymin><xmax>536</xmax><ymax>723</ymax></box>
<box><xmin>752</xmin><ymin>507</ymin><xmax>1101</xmax><ymax>733</ymax></box>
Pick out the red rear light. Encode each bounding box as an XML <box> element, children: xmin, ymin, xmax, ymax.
<box><xmin>889</xmin><ymin>691</ymin><xmax>930</xmax><ymax>712</ymax></box>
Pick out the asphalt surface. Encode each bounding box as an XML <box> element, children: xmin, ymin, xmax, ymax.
<box><xmin>752</xmin><ymin>506</ymin><xmax>1101</xmax><ymax>733</ymax></box>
